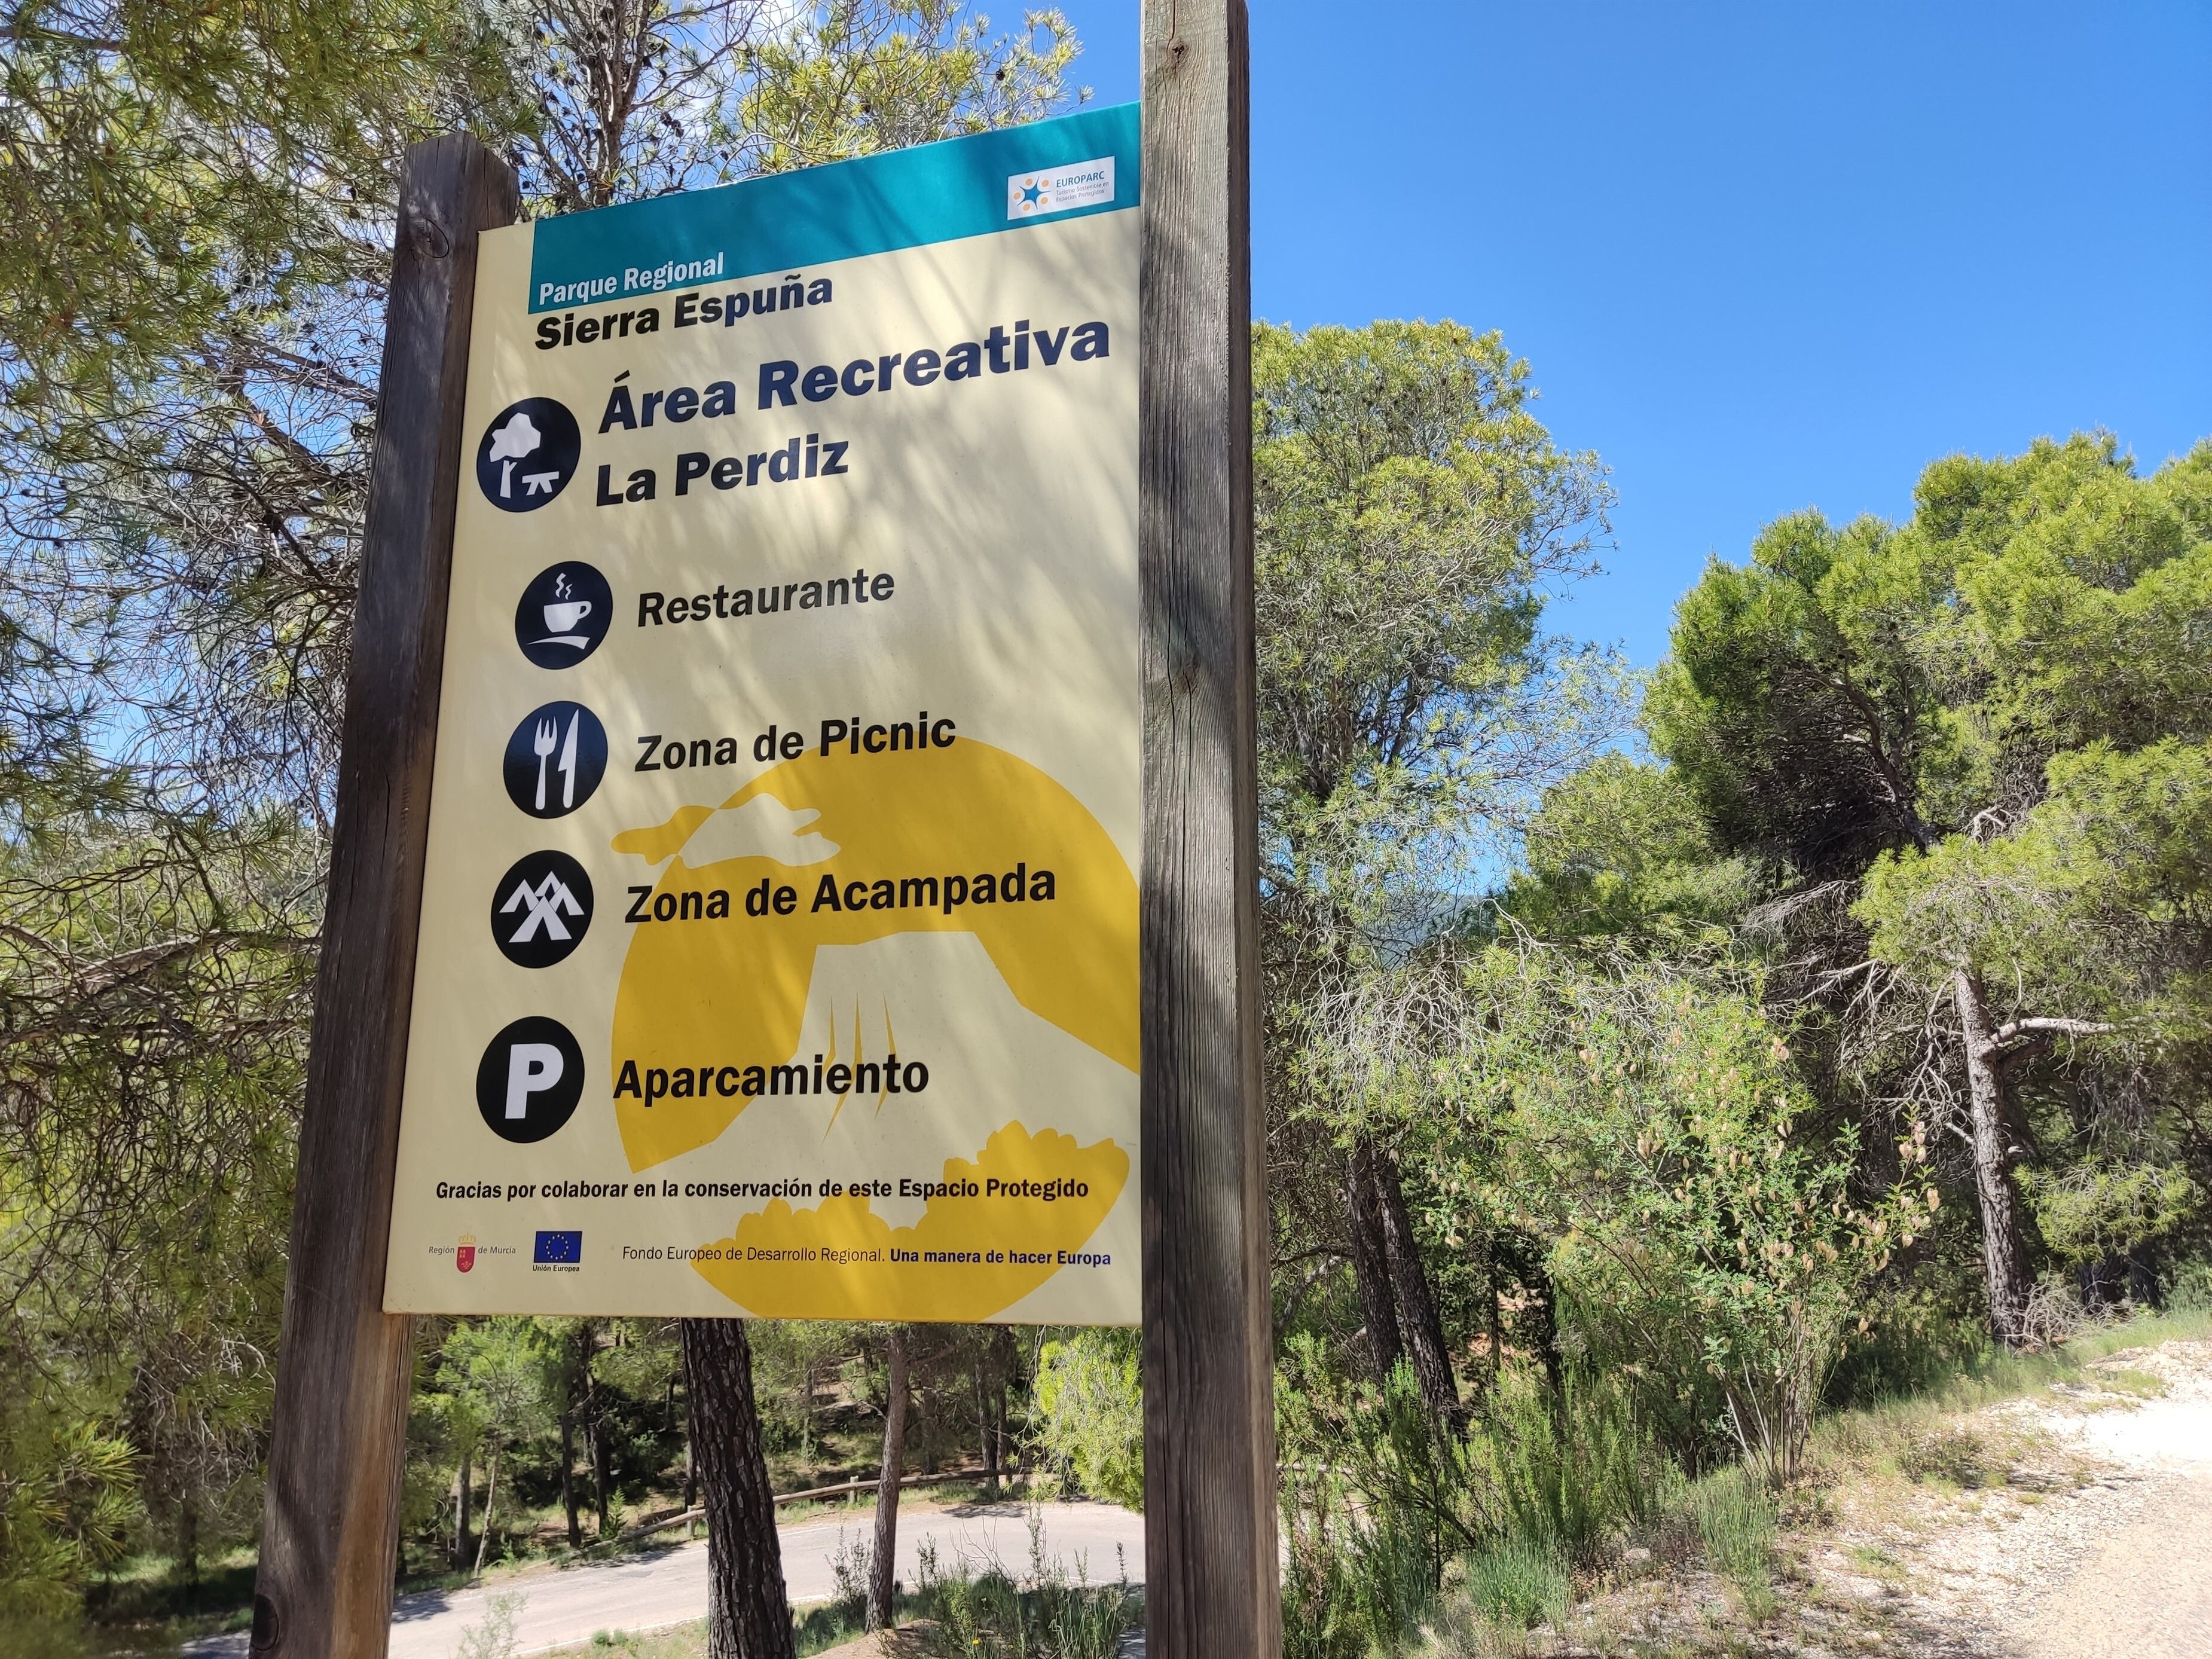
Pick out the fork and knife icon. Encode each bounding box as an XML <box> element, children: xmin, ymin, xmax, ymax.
<box><xmin>504</xmin><ymin>702</ymin><xmax>606</xmax><ymax>818</ymax></box>
<box><xmin>532</xmin><ymin>710</ymin><xmax>580</xmax><ymax>811</ymax></box>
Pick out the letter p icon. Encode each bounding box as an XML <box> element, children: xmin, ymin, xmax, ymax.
<box><xmin>506</xmin><ymin>1042</ymin><xmax>566</xmax><ymax>1118</ymax></box>
<box><xmin>476</xmin><ymin>1016</ymin><xmax>585</xmax><ymax>1144</ymax></box>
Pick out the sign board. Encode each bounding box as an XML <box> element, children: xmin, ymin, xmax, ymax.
<box><xmin>383</xmin><ymin>106</ymin><xmax>1141</xmax><ymax>1324</ymax></box>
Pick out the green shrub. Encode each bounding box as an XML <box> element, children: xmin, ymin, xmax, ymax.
<box><xmin>1276</xmin><ymin>1340</ymin><xmax>1676</xmax><ymax>1657</ymax></box>
<box><xmin>1689</xmin><ymin>1467</ymin><xmax>1776</xmax><ymax>1618</ymax></box>
<box><xmin>909</xmin><ymin>1529</ymin><xmax>1141</xmax><ymax>1659</ymax></box>
<box><xmin>1898</xmin><ymin>1426</ymin><xmax>1992</xmax><ymax>1488</ymax></box>
<box><xmin>1278</xmin><ymin>1364</ymin><xmax>1455</xmax><ymax>1656</ymax></box>
<box><xmin>0</xmin><ymin>1618</ymin><xmax>90</xmax><ymax>1659</ymax></box>
<box><xmin>2020</xmin><ymin>1162</ymin><xmax>2201</xmax><ymax>1266</ymax></box>
<box><xmin>2165</xmin><ymin>1258</ymin><xmax>2212</xmax><ymax>1312</ymax></box>
<box><xmin>1031</xmin><ymin>1329</ymin><xmax>1143</xmax><ymax>1510</ymax></box>
<box><xmin>1458</xmin><ymin>1536</ymin><xmax>1570</xmax><ymax>1630</ymax></box>
<box><xmin>1279</xmin><ymin>1340</ymin><xmax>1481</xmax><ymax>1569</ymax></box>
<box><xmin>1279</xmin><ymin>1490</ymin><xmax>1438</xmax><ymax>1659</ymax></box>
<box><xmin>1456</xmin><ymin>949</ymin><xmax>1923</xmax><ymax>1486</ymax></box>
<box><xmin>1470</xmin><ymin>1370</ymin><xmax>1663</xmax><ymax>1561</ymax></box>
<box><xmin>0</xmin><ymin>1419</ymin><xmax>136</xmax><ymax>1620</ymax></box>
<box><xmin>1822</xmin><ymin>1275</ymin><xmax>1992</xmax><ymax>1409</ymax></box>
<box><xmin>1278</xmin><ymin>1339</ymin><xmax>1489</xmax><ymax>1657</ymax></box>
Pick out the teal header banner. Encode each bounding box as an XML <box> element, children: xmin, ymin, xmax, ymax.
<box><xmin>525</xmin><ymin>103</ymin><xmax>1140</xmax><ymax>314</ymax></box>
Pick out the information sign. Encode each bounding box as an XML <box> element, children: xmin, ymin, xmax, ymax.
<box><xmin>383</xmin><ymin>106</ymin><xmax>1141</xmax><ymax>1324</ymax></box>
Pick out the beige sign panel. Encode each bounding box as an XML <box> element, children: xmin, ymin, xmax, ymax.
<box><xmin>383</xmin><ymin>109</ymin><xmax>1141</xmax><ymax>1322</ymax></box>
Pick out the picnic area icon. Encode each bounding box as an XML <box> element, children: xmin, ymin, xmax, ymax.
<box><xmin>475</xmin><ymin>397</ymin><xmax>581</xmax><ymax>512</ymax></box>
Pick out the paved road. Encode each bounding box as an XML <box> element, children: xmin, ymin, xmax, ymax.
<box><xmin>186</xmin><ymin>1501</ymin><xmax>1144</xmax><ymax>1659</ymax></box>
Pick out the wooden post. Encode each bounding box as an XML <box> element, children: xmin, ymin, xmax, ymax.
<box><xmin>250</xmin><ymin>135</ymin><xmax>518</xmax><ymax>1659</ymax></box>
<box><xmin>1138</xmin><ymin>3</ymin><xmax>1278</xmax><ymax>1657</ymax></box>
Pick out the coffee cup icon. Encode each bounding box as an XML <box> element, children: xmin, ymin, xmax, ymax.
<box><xmin>515</xmin><ymin>563</ymin><xmax>612</xmax><ymax>669</ymax></box>
<box><xmin>542</xmin><ymin>598</ymin><xmax>593</xmax><ymax>636</ymax></box>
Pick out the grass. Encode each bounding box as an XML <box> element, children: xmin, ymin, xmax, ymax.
<box><xmin>2058</xmin><ymin>1304</ymin><xmax>2212</xmax><ymax>1360</ymax></box>
<box><xmin>1895</xmin><ymin>1424</ymin><xmax>1996</xmax><ymax>1489</ymax></box>
<box><xmin>530</xmin><ymin>1601</ymin><xmax>919</xmax><ymax>1659</ymax></box>
<box><xmin>1814</xmin><ymin>1303</ymin><xmax>2208</xmax><ymax>1480</ymax></box>
<box><xmin>534</xmin><ymin>1554</ymin><xmax>1140</xmax><ymax>1659</ymax></box>
<box><xmin>1844</xmin><ymin>1542</ymin><xmax>1907</xmax><ymax>1587</ymax></box>
<box><xmin>1409</xmin><ymin>1303</ymin><xmax>2211</xmax><ymax>1656</ymax></box>
<box><xmin>1395</xmin><ymin>1303</ymin><xmax>2212</xmax><ymax>1658</ymax></box>
<box><xmin>2078</xmin><ymin>1366</ymin><xmax>2163</xmax><ymax>1398</ymax></box>
<box><xmin>81</xmin><ymin>1546</ymin><xmax>261</xmax><ymax>1626</ymax></box>
<box><xmin>1456</xmin><ymin>1536</ymin><xmax>1572</xmax><ymax>1631</ymax></box>
<box><xmin>775</xmin><ymin>1476</ymin><xmax>1032</xmax><ymax>1527</ymax></box>
<box><xmin>1687</xmin><ymin>1468</ymin><xmax>1777</xmax><ymax>1620</ymax></box>
<box><xmin>908</xmin><ymin>1571</ymin><xmax>1141</xmax><ymax>1658</ymax></box>
<box><xmin>0</xmin><ymin>1615</ymin><xmax>205</xmax><ymax>1659</ymax></box>
<box><xmin>540</xmin><ymin>1621</ymin><xmax>707</xmax><ymax>1659</ymax></box>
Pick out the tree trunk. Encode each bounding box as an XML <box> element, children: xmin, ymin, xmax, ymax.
<box><xmin>867</xmin><ymin>1327</ymin><xmax>910</xmax><ymax>1631</ymax></box>
<box><xmin>799</xmin><ymin>1356</ymin><xmax>815</xmax><ymax>1465</ymax></box>
<box><xmin>1366</xmin><ymin>1141</ymin><xmax>1465</xmax><ymax>1428</ymax></box>
<box><xmin>995</xmin><ymin>1383</ymin><xmax>1011</xmax><ymax>1489</ymax></box>
<box><xmin>1955</xmin><ymin>968</ymin><xmax>2033</xmax><ymax>1347</ymax></box>
<box><xmin>1346</xmin><ymin>1141</ymin><xmax>1404</xmax><ymax>1380</ymax></box>
<box><xmin>581</xmin><ymin>1319</ymin><xmax>610</xmax><ymax>1537</ymax></box>
<box><xmin>591</xmin><ymin>1416</ymin><xmax>611</xmax><ymax>1536</ymax></box>
<box><xmin>994</xmin><ymin>1327</ymin><xmax>1018</xmax><ymax>1486</ymax></box>
<box><xmin>684</xmin><ymin>1413</ymin><xmax>699</xmax><ymax>1513</ymax></box>
<box><xmin>2128</xmin><ymin>1247</ymin><xmax>2159</xmax><ymax>1307</ymax></box>
<box><xmin>451</xmin><ymin>1448</ymin><xmax>472</xmax><ymax>1574</ymax></box>
<box><xmin>1472</xmin><ymin>1226</ymin><xmax>1501</xmax><ymax>1395</ymax></box>
<box><xmin>472</xmin><ymin>1447</ymin><xmax>499</xmax><ymax>1578</ymax></box>
<box><xmin>971</xmin><ymin>1349</ymin><xmax>996</xmax><ymax>1495</ymax></box>
<box><xmin>981</xmin><ymin>1371</ymin><xmax>1001</xmax><ymax>1498</ymax></box>
<box><xmin>178</xmin><ymin>1501</ymin><xmax>200</xmax><ymax>1587</ymax></box>
<box><xmin>681</xmin><ymin>1319</ymin><xmax>794</xmax><ymax>1659</ymax></box>
<box><xmin>2079</xmin><ymin>1254</ymin><xmax>2123</xmax><ymax>1312</ymax></box>
<box><xmin>560</xmin><ymin>1413</ymin><xmax>582</xmax><ymax>1548</ymax></box>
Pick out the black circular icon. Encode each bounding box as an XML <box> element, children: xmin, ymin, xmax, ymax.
<box><xmin>476</xmin><ymin>398</ymin><xmax>581</xmax><ymax>512</ymax></box>
<box><xmin>476</xmin><ymin>1016</ymin><xmax>585</xmax><ymax>1143</ymax></box>
<box><xmin>490</xmin><ymin>850</ymin><xmax>594</xmax><ymax>968</ymax></box>
<box><xmin>515</xmin><ymin>563</ymin><xmax>613</xmax><ymax>669</ymax></box>
<box><xmin>503</xmin><ymin>702</ymin><xmax>607</xmax><ymax>818</ymax></box>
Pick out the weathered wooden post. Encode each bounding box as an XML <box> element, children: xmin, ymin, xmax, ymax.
<box><xmin>250</xmin><ymin>135</ymin><xmax>518</xmax><ymax>1659</ymax></box>
<box><xmin>1138</xmin><ymin>2</ymin><xmax>1279</xmax><ymax>1655</ymax></box>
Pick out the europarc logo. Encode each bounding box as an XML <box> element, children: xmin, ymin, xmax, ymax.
<box><xmin>1007</xmin><ymin>157</ymin><xmax>1116</xmax><ymax>220</ymax></box>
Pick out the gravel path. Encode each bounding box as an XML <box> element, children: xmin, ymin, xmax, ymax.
<box><xmin>2009</xmin><ymin>1470</ymin><xmax>2212</xmax><ymax>1659</ymax></box>
<box><xmin>2006</xmin><ymin>1345</ymin><xmax>2212</xmax><ymax>1659</ymax></box>
<box><xmin>1817</xmin><ymin>1335</ymin><xmax>2212</xmax><ymax>1659</ymax></box>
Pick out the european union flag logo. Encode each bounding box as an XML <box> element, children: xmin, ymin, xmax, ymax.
<box><xmin>534</xmin><ymin>1229</ymin><xmax>582</xmax><ymax>1264</ymax></box>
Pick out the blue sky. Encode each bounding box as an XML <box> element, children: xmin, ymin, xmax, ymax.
<box><xmin>1050</xmin><ymin>1</ymin><xmax>2212</xmax><ymax>666</ymax></box>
